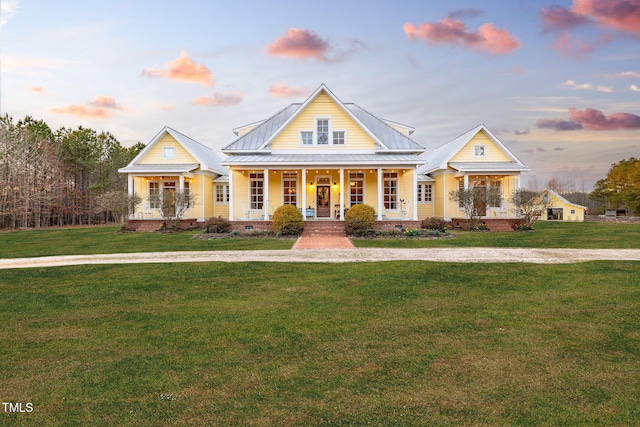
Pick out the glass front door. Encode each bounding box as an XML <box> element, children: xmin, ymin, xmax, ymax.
<box><xmin>316</xmin><ymin>185</ymin><xmax>331</xmax><ymax>218</ymax></box>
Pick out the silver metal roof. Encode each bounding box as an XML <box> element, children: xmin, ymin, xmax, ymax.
<box><xmin>449</xmin><ymin>162</ymin><xmax>531</xmax><ymax>172</ymax></box>
<box><xmin>221</xmin><ymin>153</ymin><xmax>425</xmax><ymax>166</ymax></box>
<box><xmin>344</xmin><ymin>104</ymin><xmax>423</xmax><ymax>151</ymax></box>
<box><xmin>118</xmin><ymin>163</ymin><xmax>200</xmax><ymax>174</ymax></box>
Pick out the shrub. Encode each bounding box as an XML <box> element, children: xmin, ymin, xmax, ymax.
<box><xmin>205</xmin><ymin>216</ymin><xmax>232</xmax><ymax>234</ymax></box>
<box><xmin>345</xmin><ymin>204</ymin><xmax>376</xmax><ymax>228</ymax></box>
<box><xmin>421</xmin><ymin>217</ymin><xmax>448</xmax><ymax>232</ymax></box>
<box><xmin>344</xmin><ymin>219</ymin><xmax>375</xmax><ymax>237</ymax></box>
<box><xmin>344</xmin><ymin>204</ymin><xmax>376</xmax><ymax>237</ymax></box>
<box><xmin>272</xmin><ymin>205</ymin><xmax>304</xmax><ymax>236</ymax></box>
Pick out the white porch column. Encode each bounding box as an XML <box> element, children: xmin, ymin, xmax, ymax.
<box><xmin>339</xmin><ymin>168</ymin><xmax>345</xmax><ymax>221</ymax></box>
<box><xmin>229</xmin><ymin>168</ymin><xmax>234</xmax><ymax>220</ymax></box>
<box><xmin>377</xmin><ymin>168</ymin><xmax>383</xmax><ymax>220</ymax></box>
<box><xmin>263</xmin><ymin>168</ymin><xmax>269</xmax><ymax>220</ymax></box>
<box><xmin>128</xmin><ymin>176</ymin><xmax>134</xmax><ymax>219</ymax></box>
<box><xmin>463</xmin><ymin>173</ymin><xmax>469</xmax><ymax>190</ymax></box>
<box><xmin>412</xmin><ymin>169</ymin><xmax>418</xmax><ymax>220</ymax></box>
<box><xmin>301</xmin><ymin>168</ymin><xmax>307</xmax><ymax>221</ymax></box>
<box><xmin>179</xmin><ymin>175</ymin><xmax>184</xmax><ymax>191</ymax></box>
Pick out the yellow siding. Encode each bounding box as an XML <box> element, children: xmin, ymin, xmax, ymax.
<box><xmin>388</xmin><ymin>124</ymin><xmax>410</xmax><ymax>136</ymax></box>
<box><xmin>138</xmin><ymin>135</ymin><xmax>198</xmax><ymax>164</ymax></box>
<box><xmin>417</xmin><ymin>203</ymin><xmax>434</xmax><ymax>219</ymax></box>
<box><xmin>450</xmin><ymin>130</ymin><xmax>511</xmax><ymax>163</ymax></box>
<box><xmin>271</xmin><ymin>92</ymin><xmax>377</xmax><ymax>151</ymax></box>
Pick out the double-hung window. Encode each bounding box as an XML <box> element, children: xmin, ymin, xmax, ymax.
<box><xmin>215</xmin><ymin>184</ymin><xmax>229</xmax><ymax>203</ymax></box>
<box><xmin>149</xmin><ymin>182</ymin><xmax>160</xmax><ymax>209</ymax></box>
<box><xmin>317</xmin><ymin>119</ymin><xmax>329</xmax><ymax>144</ymax></box>
<box><xmin>383</xmin><ymin>172</ymin><xmax>398</xmax><ymax>209</ymax></box>
<box><xmin>283</xmin><ymin>172</ymin><xmax>297</xmax><ymax>206</ymax></box>
<box><xmin>249</xmin><ymin>172</ymin><xmax>264</xmax><ymax>210</ymax></box>
<box><xmin>417</xmin><ymin>183</ymin><xmax>433</xmax><ymax>203</ymax></box>
<box><xmin>349</xmin><ymin>172</ymin><xmax>364</xmax><ymax>205</ymax></box>
<box><xmin>333</xmin><ymin>131</ymin><xmax>345</xmax><ymax>145</ymax></box>
<box><xmin>301</xmin><ymin>131</ymin><xmax>313</xmax><ymax>145</ymax></box>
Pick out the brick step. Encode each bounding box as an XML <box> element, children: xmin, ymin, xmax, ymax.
<box><xmin>302</xmin><ymin>221</ymin><xmax>346</xmax><ymax>236</ymax></box>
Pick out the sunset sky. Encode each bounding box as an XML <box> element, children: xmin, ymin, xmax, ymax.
<box><xmin>2</xmin><ymin>0</ymin><xmax>639</xmax><ymax>190</ymax></box>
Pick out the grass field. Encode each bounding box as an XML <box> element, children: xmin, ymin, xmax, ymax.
<box><xmin>0</xmin><ymin>221</ymin><xmax>639</xmax><ymax>259</ymax></box>
<box><xmin>1</xmin><ymin>223</ymin><xmax>639</xmax><ymax>425</ymax></box>
<box><xmin>1</xmin><ymin>261</ymin><xmax>639</xmax><ymax>426</ymax></box>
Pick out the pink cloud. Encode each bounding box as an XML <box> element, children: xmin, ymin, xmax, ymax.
<box><xmin>142</xmin><ymin>51</ymin><xmax>214</xmax><ymax>86</ymax></box>
<box><xmin>549</xmin><ymin>31</ymin><xmax>612</xmax><ymax>59</ymax></box>
<box><xmin>536</xmin><ymin>107</ymin><xmax>640</xmax><ymax>131</ymax></box>
<box><xmin>268</xmin><ymin>82</ymin><xmax>310</xmax><ymax>99</ymax></box>
<box><xmin>192</xmin><ymin>92</ymin><xmax>243</xmax><ymax>107</ymax></box>
<box><xmin>52</xmin><ymin>96</ymin><xmax>124</xmax><ymax>119</ymax></box>
<box><xmin>540</xmin><ymin>5</ymin><xmax>591</xmax><ymax>31</ymax></box>
<box><xmin>573</xmin><ymin>0</ymin><xmax>640</xmax><ymax>35</ymax></box>
<box><xmin>540</xmin><ymin>0</ymin><xmax>640</xmax><ymax>35</ymax></box>
<box><xmin>29</xmin><ymin>86</ymin><xmax>45</xmax><ymax>94</ymax></box>
<box><xmin>267</xmin><ymin>28</ymin><xmax>330</xmax><ymax>61</ymax></box>
<box><xmin>403</xmin><ymin>18</ymin><xmax>520</xmax><ymax>54</ymax></box>
<box><xmin>152</xmin><ymin>101</ymin><xmax>174</xmax><ymax>112</ymax></box>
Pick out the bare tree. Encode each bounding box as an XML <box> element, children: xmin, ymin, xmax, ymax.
<box><xmin>94</xmin><ymin>191</ymin><xmax>142</xmax><ymax>228</ymax></box>
<box><xmin>153</xmin><ymin>189</ymin><xmax>199</xmax><ymax>230</ymax></box>
<box><xmin>448</xmin><ymin>186</ymin><xmax>501</xmax><ymax>228</ymax></box>
<box><xmin>510</xmin><ymin>189</ymin><xmax>551</xmax><ymax>228</ymax></box>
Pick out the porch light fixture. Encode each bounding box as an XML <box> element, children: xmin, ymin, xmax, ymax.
<box><xmin>333</xmin><ymin>181</ymin><xmax>337</xmax><ymax>186</ymax></box>
<box><xmin>309</xmin><ymin>181</ymin><xmax>314</xmax><ymax>186</ymax></box>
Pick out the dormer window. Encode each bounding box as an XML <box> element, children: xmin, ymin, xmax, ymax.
<box><xmin>163</xmin><ymin>146</ymin><xmax>176</xmax><ymax>160</ymax></box>
<box><xmin>474</xmin><ymin>145</ymin><xmax>486</xmax><ymax>157</ymax></box>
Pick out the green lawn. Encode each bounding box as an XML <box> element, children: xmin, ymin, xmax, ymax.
<box><xmin>1</xmin><ymin>261</ymin><xmax>638</xmax><ymax>426</ymax></box>
<box><xmin>354</xmin><ymin>221</ymin><xmax>640</xmax><ymax>249</ymax></box>
<box><xmin>0</xmin><ymin>221</ymin><xmax>639</xmax><ymax>259</ymax></box>
<box><xmin>0</xmin><ymin>226</ymin><xmax>294</xmax><ymax>258</ymax></box>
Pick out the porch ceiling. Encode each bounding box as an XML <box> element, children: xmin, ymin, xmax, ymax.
<box><xmin>221</xmin><ymin>153</ymin><xmax>425</xmax><ymax>167</ymax></box>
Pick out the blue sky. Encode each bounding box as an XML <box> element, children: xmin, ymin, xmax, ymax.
<box><xmin>2</xmin><ymin>0</ymin><xmax>639</xmax><ymax>190</ymax></box>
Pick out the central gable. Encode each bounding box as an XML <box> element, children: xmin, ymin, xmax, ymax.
<box><xmin>271</xmin><ymin>91</ymin><xmax>378</xmax><ymax>151</ymax></box>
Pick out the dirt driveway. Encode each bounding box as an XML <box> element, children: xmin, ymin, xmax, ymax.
<box><xmin>1</xmin><ymin>247</ymin><xmax>639</xmax><ymax>269</ymax></box>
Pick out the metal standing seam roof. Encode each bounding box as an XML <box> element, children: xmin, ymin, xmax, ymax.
<box><xmin>221</xmin><ymin>153</ymin><xmax>425</xmax><ymax>166</ymax></box>
<box><xmin>118</xmin><ymin>163</ymin><xmax>200</xmax><ymax>173</ymax></box>
<box><xmin>222</xmin><ymin>104</ymin><xmax>301</xmax><ymax>152</ymax></box>
<box><xmin>449</xmin><ymin>162</ymin><xmax>531</xmax><ymax>172</ymax></box>
<box><xmin>343</xmin><ymin>103</ymin><xmax>424</xmax><ymax>151</ymax></box>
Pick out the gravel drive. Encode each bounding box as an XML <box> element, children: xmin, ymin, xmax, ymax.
<box><xmin>1</xmin><ymin>247</ymin><xmax>639</xmax><ymax>269</ymax></box>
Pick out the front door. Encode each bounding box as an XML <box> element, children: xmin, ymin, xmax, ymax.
<box><xmin>316</xmin><ymin>185</ymin><xmax>331</xmax><ymax>218</ymax></box>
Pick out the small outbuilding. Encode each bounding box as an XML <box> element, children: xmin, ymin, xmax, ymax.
<box><xmin>537</xmin><ymin>189</ymin><xmax>586</xmax><ymax>222</ymax></box>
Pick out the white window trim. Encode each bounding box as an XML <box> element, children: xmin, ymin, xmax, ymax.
<box><xmin>474</xmin><ymin>144</ymin><xmax>486</xmax><ymax>158</ymax></box>
<box><xmin>315</xmin><ymin>117</ymin><xmax>331</xmax><ymax>145</ymax></box>
<box><xmin>300</xmin><ymin>130</ymin><xmax>313</xmax><ymax>146</ymax></box>
<box><xmin>332</xmin><ymin>130</ymin><xmax>347</xmax><ymax>145</ymax></box>
<box><xmin>282</xmin><ymin>172</ymin><xmax>298</xmax><ymax>206</ymax></box>
<box><xmin>348</xmin><ymin>172</ymin><xmax>365</xmax><ymax>206</ymax></box>
<box><xmin>163</xmin><ymin>146</ymin><xmax>176</xmax><ymax>160</ymax></box>
<box><xmin>418</xmin><ymin>183</ymin><xmax>433</xmax><ymax>204</ymax></box>
<box><xmin>215</xmin><ymin>184</ymin><xmax>229</xmax><ymax>204</ymax></box>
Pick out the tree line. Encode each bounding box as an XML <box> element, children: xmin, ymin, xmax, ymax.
<box><xmin>0</xmin><ymin>115</ymin><xmax>144</xmax><ymax>229</ymax></box>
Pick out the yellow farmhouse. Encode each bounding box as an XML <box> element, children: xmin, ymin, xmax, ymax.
<box><xmin>120</xmin><ymin>84</ymin><xmax>531</xmax><ymax>225</ymax></box>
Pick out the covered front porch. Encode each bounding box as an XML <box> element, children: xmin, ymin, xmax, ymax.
<box><xmin>225</xmin><ymin>164</ymin><xmax>421</xmax><ymax>221</ymax></box>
